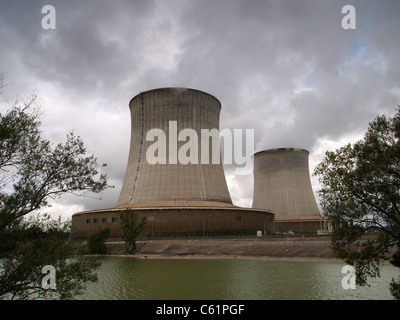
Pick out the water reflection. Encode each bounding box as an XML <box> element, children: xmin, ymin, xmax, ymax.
<box><xmin>77</xmin><ymin>258</ymin><xmax>398</xmax><ymax>300</ymax></box>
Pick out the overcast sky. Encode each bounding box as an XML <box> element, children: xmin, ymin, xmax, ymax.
<box><xmin>1</xmin><ymin>0</ymin><xmax>399</xmax><ymax>220</ymax></box>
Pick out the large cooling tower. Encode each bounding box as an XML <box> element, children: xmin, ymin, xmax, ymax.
<box><xmin>71</xmin><ymin>88</ymin><xmax>275</xmax><ymax>238</ymax></box>
<box><xmin>252</xmin><ymin>148</ymin><xmax>321</xmax><ymax>220</ymax></box>
<box><xmin>117</xmin><ymin>87</ymin><xmax>232</xmax><ymax>206</ymax></box>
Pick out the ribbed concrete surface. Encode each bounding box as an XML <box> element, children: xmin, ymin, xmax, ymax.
<box><xmin>115</xmin><ymin>200</ymin><xmax>240</xmax><ymax>209</ymax></box>
<box><xmin>252</xmin><ymin>148</ymin><xmax>322</xmax><ymax>220</ymax></box>
<box><xmin>117</xmin><ymin>88</ymin><xmax>232</xmax><ymax>206</ymax></box>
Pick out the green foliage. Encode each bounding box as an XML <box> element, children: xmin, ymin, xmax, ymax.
<box><xmin>119</xmin><ymin>210</ymin><xmax>146</xmax><ymax>254</ymax></box>
<box><xmin>0</xmin><ymin>86</ymin><xmax>108</xmax><ymax>299</ymax></box>
<box><xmin>314</xmin><ymin>106</ymin><xmax>400</xmax><ymax>299</ymax></box>
<box><xmin>0</xmin><ymin>100</ymin><xmax>108</xmax><ymax>230</ymax></box>
<box><xmin>87</xmin><ymin>227</ymin><xmax>111</xmax><ymax>254</ymax></box>
<box><xmin>390</xmin><ymin>277</ymin><xmax>400</xmax><ymax>300</ymax></box>
<box><xmin>0</xmin><ymin>213</ymin><xmax>100</xmax><ymax>299</ymax></box>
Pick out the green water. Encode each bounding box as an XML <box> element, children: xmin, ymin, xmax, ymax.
<box><xmin>77</xmin><ymin>257</ymin><xmax>398</xmax><ymax>300</ymax></box>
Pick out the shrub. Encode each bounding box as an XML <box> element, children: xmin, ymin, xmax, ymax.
<box><xmin>87</xmin><ymin>227</ymin><xmax>111</xmax><ymax>254</ymax></box>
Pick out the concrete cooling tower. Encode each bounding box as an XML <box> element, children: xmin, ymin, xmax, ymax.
<box><xmin>117</xmin><ymin>87</ymin><xmax>232</xmax><ymax>206</ymax></box>
<box><xmin>252</xmin><ymin>148</ymin><xmax>324</xmax><ymax>234</ymax></box>
<box><xmin>71</xmin><ymin>88</ymin><xmax>274</xmax><ymax>238</ymax></box>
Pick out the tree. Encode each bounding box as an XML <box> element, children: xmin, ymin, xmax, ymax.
<box><xmin>314</xmin><ymin>106</ymin><xmax>400</xmax><ymax>299</ymax></box>
<box><xmin>119</xmin><ymin>210</ymin><xmax>146</xmax><ymax>254</ymax></box>
<box><xmin>0</xmin><ymin>97</ymin><xmax>108</xmax><ymax>227</ymax></box>
<box><xmin>0</xmin><ymin>213</ymin><xmax>99</xmax><ymax>299</ymax></box>
<box><xmin>0</xmin><ymin>83</ymin><xmax>109</xmax><ymax>299</ymax></box>
<box><xmin>87</xmin><ymin>227</ymin><xmax>111</xmax><ymax>254</ymax></box>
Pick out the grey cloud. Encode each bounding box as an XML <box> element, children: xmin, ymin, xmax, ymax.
<box><xmin>1</xmin><ymin>0</ymin><xmax>399</xmax><ymax>212</ymax></box>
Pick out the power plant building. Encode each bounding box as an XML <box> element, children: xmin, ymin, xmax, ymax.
<box><xmin>71</xmin><ymin>88</ymin><xmax>327</xmax><ymax>238</ymax></box>
<box><xmin>71</xmin><ymin>88</ymin><xmax>274</xmax><ymax>238</ymax></box>
<box><xmin>252</xmin><ymin>148</ymin><xmax>325</xmax><ymax>234</ymax></box>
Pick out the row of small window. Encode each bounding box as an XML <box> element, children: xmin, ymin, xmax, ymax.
<box><xmin>86</xmin><ymin>217</ymin><xmax>118</xmax><ymax>224</ymax></box>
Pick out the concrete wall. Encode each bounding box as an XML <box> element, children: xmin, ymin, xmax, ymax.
<box><xmin>71</xmin><ymin>208</ymin><xmax>275</xmax><ymax>239</ymax></box>
<box><xmin>117</xmin><ymin>88</ymin><xmax>232</xmax><ymax>206</ymax></box>
<box><xmin>275</xmin><ymin>220</ymin><xmax>326</xmax><ymax>234</ymax></box>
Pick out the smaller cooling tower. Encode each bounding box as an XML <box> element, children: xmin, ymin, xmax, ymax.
<box><xmin>252</xmin><ymin>148</ymin><xmax>322</xmax><ymax>231</ymax></box>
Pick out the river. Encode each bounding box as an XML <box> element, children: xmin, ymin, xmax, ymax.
<box><xmin>77</xmin><ymin>257</ymin><xmax>398</xmax><ymax>300</ymax></box>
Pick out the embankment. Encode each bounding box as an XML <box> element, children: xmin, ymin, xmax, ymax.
<box><xmin>104</xmin><ymin>236</ymin><xmax>341</xmax><ymax>262</ymax></box>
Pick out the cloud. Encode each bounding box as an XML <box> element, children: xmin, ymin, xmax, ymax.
<box><xmin>1</xmin><ymin>0</ymin><xmax>399</xmax><ymax>215</ymax></box>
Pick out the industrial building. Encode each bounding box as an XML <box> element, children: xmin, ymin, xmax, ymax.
<box><xmin>71</xmin><ymin>88</ymin><xmax>274</xmax><ymax>238</ymax></box>
<box><xmin>252</xmin><ymin>148</ymin><xmax>325</xmax><ymax>234</ymax></box>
